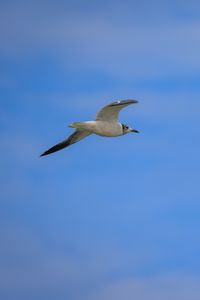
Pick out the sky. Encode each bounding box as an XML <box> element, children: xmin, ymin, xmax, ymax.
<box><xmin>1</xmin><ymin>0</ymin><xmax>200</xmax><ymax>299</ymax></box>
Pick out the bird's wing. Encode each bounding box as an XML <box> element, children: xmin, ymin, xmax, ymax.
<box><xmin>96</xmin><ymin>99</ymin><xmax>138</xmax><ymax>122</ymax></box>
<box><xmin>40</xmin><ymin>130</ymin><xmax>92</xmax><ymax>156</ymax></box>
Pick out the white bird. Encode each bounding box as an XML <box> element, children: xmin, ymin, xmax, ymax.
<box><xmin>40</xmin><ymin>99</ymin><xmax>139</xmax><ymax>156</ymax></box>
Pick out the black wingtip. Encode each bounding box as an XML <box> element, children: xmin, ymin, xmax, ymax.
<box><xmin>40</xmin><ymin>150</ymin><xmax>52</xmax><ymax>157</ymax></box>
<box><xmin>39</xmin><ymin>141</ymin><xmax>69</xmax><ymax>157</ymax></box>
<box><xmin>124</xmin><ymin>99</ymin><xmax>139</xmax><ymax>104</ymax></box>
<box><xmin>41</xmin><ymin>150</ymin><xmax>55</xmax><ymax>157</ymax></box>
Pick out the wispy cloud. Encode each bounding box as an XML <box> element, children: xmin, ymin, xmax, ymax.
<box><xmin>1</xmin><ymin>223</ymin><xmax>200</xmax><ymax>299</ymax></box>
<box><xmin>1</xmin><ymin>1</ymin><xmax>200</xmax><ymax>79</ymax></box>
<box><xmin>91</xmin><ymin>274</ymin><xmax>200</xmax><ymax>300</ymax></box>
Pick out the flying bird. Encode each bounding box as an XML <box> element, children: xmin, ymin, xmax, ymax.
<box><xmin>40</xmin><ymin>99</ymin><xmax>139</xmax><ymax>156</ymax></box>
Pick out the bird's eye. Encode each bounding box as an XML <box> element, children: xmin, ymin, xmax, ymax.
<box><xmin>122</xmin><ymin>124</ymin><xmax>129</xmax><ymax>131</ymax></box>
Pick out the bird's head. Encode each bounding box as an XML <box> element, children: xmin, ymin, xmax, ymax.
<box><xmin>122</xmin><ymin>124</ymin><xmax>139</xmax><ymax>135</ymax></box>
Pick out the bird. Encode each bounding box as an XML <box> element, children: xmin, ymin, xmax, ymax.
<box><xmin>40</xmin><ymin>99</ymin><xmax>139</xmax><ymax>157</ymax></box>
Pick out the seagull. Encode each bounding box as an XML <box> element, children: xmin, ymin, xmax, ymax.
<box><xmin>40</xmin><ymin>99</ymin><xmax>139</xmax><ymax>156</ymax></box>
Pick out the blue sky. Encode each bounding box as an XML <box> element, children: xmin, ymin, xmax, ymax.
<box><xmin>1</xmin><ymin>0</ymin><xmax>200</xmax><ymax>299</ymax></box>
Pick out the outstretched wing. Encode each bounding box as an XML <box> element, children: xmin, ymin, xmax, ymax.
<box><xmin>40</xmin><ymin>130</ymin><xmax>91</xmax><ymax>157</ymax></box>
<box><xmin>96</xmin><ymin>99</ymin><xmax>138</xmax><ymax>122</ymax></box>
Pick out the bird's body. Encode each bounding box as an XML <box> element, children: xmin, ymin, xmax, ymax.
<box><xmin>40</xmin><ymin>99</ymin><xmax>139</xmax><ymax>156</ymax></box>
<box><xmin>69</xmin><ymin>121</ymin><xmax>123</xmax><ymax>137</ymax></box>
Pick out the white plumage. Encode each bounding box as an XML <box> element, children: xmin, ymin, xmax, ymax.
<box><xmin>40</xmin><ymin>99</ymin><xmax>139</xmax><ymax>156</ymax></box>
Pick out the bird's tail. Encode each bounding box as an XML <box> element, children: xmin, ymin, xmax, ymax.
<box><xmin>68</xmin><ymin>122</ymin><xmax>86</xmax><ymax>129</ymax></box>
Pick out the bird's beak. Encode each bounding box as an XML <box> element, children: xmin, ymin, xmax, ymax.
<box><xmin>130</xmin><ymin>128</ymin><xmax>139</xmax><ymax>133</ymax></box>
